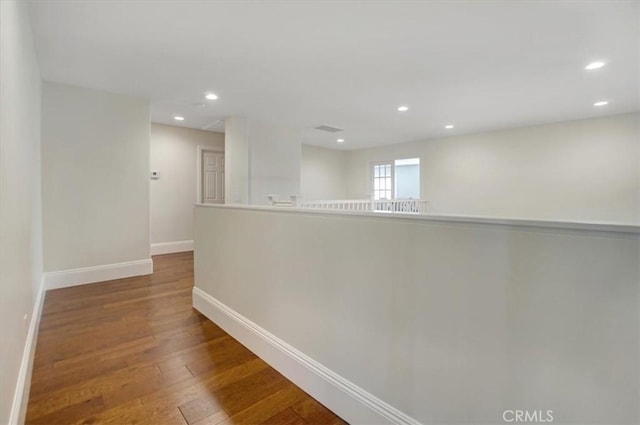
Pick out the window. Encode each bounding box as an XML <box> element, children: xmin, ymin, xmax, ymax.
<box><xmin>371</xmin><ymin>158</ymin><xmax>420</xmax><ymax>200</ymax></box>
<box><xmin>372</xmin><ymin>162</ymin><xmax>393</xmax><ymax>200</ymax></box>
<box><xmin>394</xmin><ymin>158</ymin><xmax>420</xmax><ymax>199</ymax></box>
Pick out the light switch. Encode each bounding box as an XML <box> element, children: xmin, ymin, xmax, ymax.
<box><xmin>151</xmin><ymin>171</ymin><xmax>159</xmax><ymax>180</ymax></box>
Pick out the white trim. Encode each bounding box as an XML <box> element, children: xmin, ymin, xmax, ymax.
<box><xmin>9</xmin><ymin>277</ymin><xmax>45</xmax><ymax>425</ymax></box>
<box><xmin>192</xmin><ymin>287</ymin><xmax>422</xmax><ymax>425</ymax></box>
<box><xmin>196</xmin><ymin>145</ymin><xmax>224</xmax><ymax>204</ymax></box>
<box><xmin>150</xmin><ymin>240</ymin><xmax>194</xmax><ymax>256</ymax></box>
<box><xmin>44</xmin><ymin>259</ymin><xmax>153</xmax><ymax>290</ymax></box>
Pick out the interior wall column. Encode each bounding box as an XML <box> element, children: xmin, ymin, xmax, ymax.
<box><xmin>224</xmin><ymin>117</ymin><xmax>301</xmax><ymax>206</ymax></box>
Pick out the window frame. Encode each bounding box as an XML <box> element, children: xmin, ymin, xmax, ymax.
<box><xmin>370</xmin><ymin>160</ymin><xmax>395</xmax><ymax>200</ymax></box>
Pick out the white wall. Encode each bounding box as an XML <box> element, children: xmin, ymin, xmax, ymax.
<box><xmin>42</xmin><ymin>82</ymin><xmax>150</xmax><ymax>271</ymax></box>
<box><xmin>249</xmin><ymin>121</ymin><xmax>301</xmax><ymax>205</ymax></box>
<box><xmin>224</xmin><ymin>117</ymin><xmax>250</xmax><ymax>205</ymax></box>
<box><xmin>194</xmin><ymin>205</ymin><xmax>639</xmax><ymax>425</ymax></box>
<box><xmin>0</xmin><ymin>1</ymin><xmax>43</xmax><ymax>423</ymax></box>
<box><xmin>150</xmin><ymin>123</ymin><xmax>224</xmax><ymax>244</ymax></box>
<box><xmin>347</xmin><ymin>113</ymin><xmax>640</xmax><ymax>224</ymax></box>
<box><xmin>225</xmin><ymin>117</ymin><xmax>301</xmax><ymax>205</ymax></box>
<box><xmin>301</xmin><ymin>145</ymin><xmax>348</xmax><ymax>201</ymax></box>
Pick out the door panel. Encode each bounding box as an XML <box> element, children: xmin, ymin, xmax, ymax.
<box><xmin>202</xmin><ymin>151</ymin><xmax>224</xmax><ymax>203</ymax></box>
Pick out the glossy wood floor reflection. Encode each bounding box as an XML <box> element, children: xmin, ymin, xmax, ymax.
<box><xmin>26</xmin><ymin>252</ymin><xmax>347</xmax><ymax>425</ymax></box>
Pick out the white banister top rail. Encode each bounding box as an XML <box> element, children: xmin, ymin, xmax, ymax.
<box><xmin>267</xmin><ymin>194</ymin><xmax>298</xmax><ymax>207</ymax></box>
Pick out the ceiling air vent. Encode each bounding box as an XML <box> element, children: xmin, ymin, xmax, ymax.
<box><xmin>314</xmin><ymin>124</ymin><xmax>344</xmax><ymax>133</ymax></box>
<box><xmin>202</xmin><ymin>119</ymin><xmax>224</xmax><ymax>131</ymax></box>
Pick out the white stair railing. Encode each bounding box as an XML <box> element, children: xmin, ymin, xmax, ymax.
<box><xmin>298</xmin><ymin>199</ymin><xmax>371</xmax><ymax>211</ymax></box>
<box><xmin>299</xmin><ymin>198</ymin><xmax>428</xmax><ymax>214</ymax></box>
<box><xmin>372</xmin><ymin>199</ymin><xmax>428</xmax><ymax>214</ymax></box>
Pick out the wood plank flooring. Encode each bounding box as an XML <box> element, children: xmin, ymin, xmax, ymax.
<box><xmin>26</xmin><ymin>252</ymin><xmax>347</xmax><ymax>425</ymax></box>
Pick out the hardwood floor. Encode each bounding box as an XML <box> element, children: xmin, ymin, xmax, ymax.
<box><xmin>26</xmin><ymin>252</ymin><xmax>347</xmax><ymax>425</ymax></box>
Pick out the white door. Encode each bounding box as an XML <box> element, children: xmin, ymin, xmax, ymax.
<box><xmin>202</xmin><ymin>151</ymin><xmax>224</xmax><ymax>203</ymax></box>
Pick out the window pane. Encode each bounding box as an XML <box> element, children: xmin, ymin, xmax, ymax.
<box><xmin>395</xmin><ymin>158</ymin><xmax>420</xmax><ymax>199</ymax></box>
<box><xmin>374</xmin><ymin>166</ymin><xmax>379</xmax><ymax>178</ymax></box>
<box><xmin>374</xmin><ymin>179</ymin><xmax>380</xmax><ymax>190</ymax></box>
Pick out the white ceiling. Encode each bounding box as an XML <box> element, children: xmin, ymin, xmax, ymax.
<box><xmin>28</xmin><ymin>1</ymin><xmax>639</xmax><ymax>150</ymax></box>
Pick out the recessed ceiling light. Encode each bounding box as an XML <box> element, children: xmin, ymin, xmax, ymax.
<box><xmin>585</xmin><ymin>61</ymin><xmax>606</xmax><ymax>70</ymax></box>
<box><xmin>173</xmin><ymin>116</ymin><xmax>185</xmax><ymax>121</ymax></box>
<box><xmin>337</xmin><ymin>138</ymin><xmax>344</xmax><ymax>143</ymax></box>
<box><xmin>397</xmin><ymin>105</ymin><xmax>409</xmax><ymax>112</ymax></box>
<box><xmin>445</xmin><ymin>124</ymin><xmax>454</xmax><ymax>129</ymax></box>
<box><xmin>205</xmin><ymin>93</ymin><xmax>218</xmax><ymax>100</ymax></box>
<box><xmin>593</xmin><ymin>101</ymin><xmax>609</xmax><ymax>107</ymax></box>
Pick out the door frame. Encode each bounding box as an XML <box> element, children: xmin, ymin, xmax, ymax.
<box><xmin>196</xmin><ymin>145</ymin><xmax>225</xmax><ymax>204</ymax></box>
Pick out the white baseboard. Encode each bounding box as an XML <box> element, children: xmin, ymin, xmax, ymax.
<box><xmin>44</xmin><ymin>258</ymin><xmax>153</xmax><ymax>290</ymax></box>
<box><xmin>150</xmin><ymin>240</ymin><xmax>194</xmax><ymax>256</ymax></box>
<box><xmin>9</xmin><ymin>277</ymin><xmax>45</xmax><ymax>425</ymax></box>
<box><xmin>192</xmin><ymin>287</ymin><xmax>421</xmax><ymax>425</ymax></box>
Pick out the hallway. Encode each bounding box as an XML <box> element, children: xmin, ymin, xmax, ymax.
<box><xmin>25</xmin><ymin>253</ymin><xmax>346</xmax><ymax>425</ymax></box>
